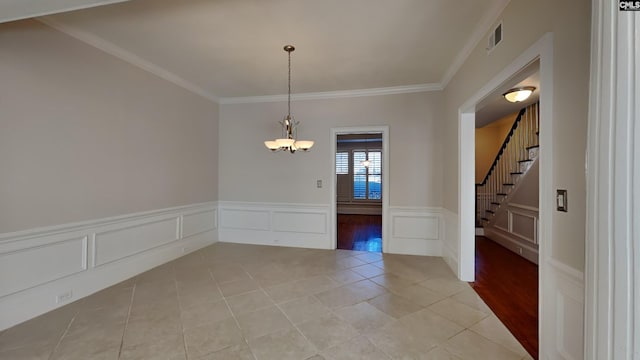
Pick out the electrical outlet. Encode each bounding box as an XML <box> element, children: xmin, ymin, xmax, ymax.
<box><xmin>182</xmin><ymin>246</ymin><xmax>190</xmax><ymax>253</ymax></box>
<box><xmin>316</xmin><ymin>180</ymin><xmax>322</xmax><ymax>188</ymax></box>
<box><xmin>518</xmin><ymin>247</ymin><xmax>523</xmax><ymax>255</ymax></box>
<box><xmin>56</xmin><ymin>290</ymin><xmax>73</xmax><ymax>304</ymax></box>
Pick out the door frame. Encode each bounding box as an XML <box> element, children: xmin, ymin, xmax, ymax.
<box><xmin>330</xmin><ymin>126</ymin><xmax>390</xmax><ymax>252</ymax></box>
<box><xmin>457</xmin><ymin>32</ymin><xmax>553</xmax><ymax>350</ymax></box>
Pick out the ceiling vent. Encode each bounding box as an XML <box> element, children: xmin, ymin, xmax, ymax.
<box><xmin>487</xmin><ymin>22</ymin><xmax>502</xmax><ymax>52</ymax></box>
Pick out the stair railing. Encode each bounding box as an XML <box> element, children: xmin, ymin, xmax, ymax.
<box><xmin>476</xmin><ymin>102</ymin><xmax>539</xmax><ymax>225</ymax></box>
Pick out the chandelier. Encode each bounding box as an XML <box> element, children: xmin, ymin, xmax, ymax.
<box><xmin>264</xmin><ymin>45</ymin><xmax>314</xmax><ymax>153</ymax></box>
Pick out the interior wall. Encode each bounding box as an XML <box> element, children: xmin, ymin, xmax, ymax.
<box><xmin>442</xmin><ymin>0</ymin><xmax>590</xmax><ymax>271</ymax></box>
<box><xmin>475</xmin><ymin>111</ymin><xmax>518</xmax><ymax>183</ymax></box>
<box><xmin>0</xmin><ymin>20</ymin><xmax>219</xmax><ymax>234</ymax></box>
<box><xmin>219</xmin><ymin>91</ymin><xmax>443</xmax><ymax>208</ymax></box>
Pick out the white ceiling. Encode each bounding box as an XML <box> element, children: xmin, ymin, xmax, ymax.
<box><xmin>475</xmin><ymin>60</ymin><xmax>540</xmax><ymax>127</ymax></box>
<box><xmin>1</xmin><ymin>0</ymin><xmax>510</xmax><ymax>100</ymax></box>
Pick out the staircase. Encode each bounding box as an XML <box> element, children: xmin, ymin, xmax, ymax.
<box><xmin>476</xmin><ymin>102</ymin><xmax>539</xmax><ymax>227</ymax></box>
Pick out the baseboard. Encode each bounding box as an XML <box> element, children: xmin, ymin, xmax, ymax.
<box><xmin>0</xmin><ymin>202</ymin><xmax>217</xmax><ymax>331</ymax></box>
<box><xmin>484</xmin><ymin>227</ymin><xmax>538</xmax><ymax>264</ymax></box>
<box><xmin>218</xmin><ymin>201</ymin><xmax>331</xmax><ymax>249</ymax></box>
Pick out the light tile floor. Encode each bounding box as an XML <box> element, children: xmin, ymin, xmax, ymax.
<box><xmin>0</xmin><ymin>243</ymin><xmax>534</xmax><ymax>360</ymax></box>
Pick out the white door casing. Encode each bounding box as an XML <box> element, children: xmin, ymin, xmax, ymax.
<box><xmin>458</xmin><ymin>33</ymin><xmax>555</xmax><ymax>354</ymax></box>
<box><xmin>330</xmin><ymin>126</ymin><xmax>390</xmax><ymax>252</ymax></box>
<box><xmin>585</xmin><ymin>2</ymin><xmax>640</xmax><ymax>359</ymax></box>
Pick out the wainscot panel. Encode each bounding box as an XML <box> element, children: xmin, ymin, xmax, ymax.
<box><xmin>484</xmin><ymin>203</ymin><xmax>539</xmax><ymax>264</ymax></box>
<box><xmin>0</xmin><ymin>236</ymin><xmax>87</xmax><ymax>298</ymax></box>
<box><xmin>218</xmin><ymin>202</ymin><xmax>330</xmax><ymax>249</ymax></box>
<box><xmin>183</xmin><ymin>209</ymin><xmax>217</xmax><ymax>238</ymax></box>
<box><xmin>94</xmin><ymin>217</ymin><xmax>179</xmax><ymax>267</ymax></box>
<box><xmin>545</xmin><ymin>259</ymin><xmax>584</xmax><ymax>360</ymax></box>
<box><xmin>0</xmin><ymin>202</ymin><xmax>217</xmax><ymax>330</ymax></box>
<box><xmin>387</xmin><ymin>207</ymin><xmax>443</xmax><ymax>256</ymax></box>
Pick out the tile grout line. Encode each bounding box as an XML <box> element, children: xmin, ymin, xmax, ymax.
<box><xmin>116</xmin><ymin>282</ymin><xmax>137</xmax><ymax>360</ymax></box>
<box><xmin>208</xmin><ymin>264</ymin><xmax>258</xmax><ymax>360</ymax></box>
<box><xmin>46</xmin><ymin>304</ymin><xmax>81</xmax><ymax>360</ymax></box>
<box><xmin>240</xmin><ymin>261</ymin><xmax>329</xmax><ymax>357</ymax></box>
<box><xmin>173</xmin><ymin>262</ymin><xmax>192</xmax><ymax>360</ymax></box>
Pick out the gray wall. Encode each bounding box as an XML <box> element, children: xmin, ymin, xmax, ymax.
<box><xmin>0</xmin><ymin>20</ymin><xmax>219</xmax><ymax>233</ymax></box>
<box><xmin>219</xmin><ymin>92</ymin><xmax>444</xmax><ymax>208</ymax></box>
<box><xmin>441</xmin><ymin>0</ymin><xmax>590</xmax><ymax>270</ymax></box>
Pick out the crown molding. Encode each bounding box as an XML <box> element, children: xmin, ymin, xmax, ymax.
<box><xmin>1</xmin><ymin>0</ymin><xmax>130</xmax><ymax>24</ymax></box>
<box><xmin>37</xmin><ymin>0</ymin><xmax>509</xmax><ymax>105</ymax></box>
<box><xmin>37</xmin><ymin>17</ymin><xmax>220</xmax><ymax>104</ymax></box>
<box><xmin>439</xmin><ymin>0</ymin><xmax>511</xmax><ymax>88</ymax></box>
<box><xmin>218</xmin><ymin>83</ymin><xmax>442</xmax><ymax>104</ymax></box>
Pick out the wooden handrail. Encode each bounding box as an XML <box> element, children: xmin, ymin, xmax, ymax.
<box><xmin>476</xmin><ymin>107</ymin><xmax>527</xmax><ymax>186</ymax></box>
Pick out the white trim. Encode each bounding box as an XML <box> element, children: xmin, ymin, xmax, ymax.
<box><xmin>388</xmin><ymin>207</ymin><xmax>442</xmax><ymax>256</ymax></box>
<box><xmin>330</xmin><ymin>126</ymin><xmax>390</xmax><ymax>253</ymax></box>
<box><xmin>585</xmin><ymin>2</ymin><xmax>640</xmax><ymax>359</ymax></box>
<box><xmin>549</xmin><ymin>258</ymin><xmax>584</xmax><ymax>284</ymax></box>
<box><xmin>1</xmin><ymin>0</ymin><xmax>130</xmax><ymax>24</ymax></box>
<box><xmin>508</xmin><ymin>203</ymin><xmax>539</xmax><ymax>212</ymax></box>
<box><xmin>218</xmin><ymin>201</ymin><xmax>331</xmax><ymax>249</ymax></box>
<box><xmin>36</xmin><ymin>17</ymin><xmax>220</xmax><ymax>104</ymax></box>
<box><xmin>458</xmin><ymin>32</ymin><xmax>554</xmax><ymax>354</ymax></box>
<box><xmin>547</xmin><ymin>258</ymin><xmax>586</xmax><ymax>360</ymax></box>
<box><xmin>219</xmin><ymin>84</ymin><xmax>441</xmax><ymax>104</ymax></box>
<box><xmin>0</xmin><ymin>202</ymin><xmax>217</xmax><ymax>330</ymax></box>
<box><xmin>442</xmin><ymin>208</ymin><xmax>460</xmax><ymax>277</ymax></box>
<box><xmin>440</xmin><ymin>0</ymin><xmax>511</xmax><ymax>88</ymax></box>
<box><xmin>0</xmin><ymin>201</ymin><xmax>216</xmax><ymax>243</ymax></box>
<box><xmin>458</xmin><ymin>112</ymin><xmax>476</xmax><ymax>282</ymax></box>
<box><xmin>484</xmin><ymin>227</ymin><xmax>538</xmax><ymax>264</ymax></box>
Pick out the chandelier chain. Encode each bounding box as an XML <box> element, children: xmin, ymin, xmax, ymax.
<box><xmin>287</xmin><ymin>49</ymin><xmax>291</xmax><ymax>117</ymax></box>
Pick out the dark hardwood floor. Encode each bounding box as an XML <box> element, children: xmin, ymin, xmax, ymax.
<box><xmin>337</xmin><ymin>214</ymin><xmax>382</xmax><ymax>252</ymax></box>
<box><xmin>471</xmin><ymin>236</ymin><xmax>538</xmax><ymax>359</ymax></box>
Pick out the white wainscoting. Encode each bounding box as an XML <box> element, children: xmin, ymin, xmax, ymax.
<box><xmin>484</xmin><ymin>203</ymin><xmax>539</xmax><ymax>264</ymax></box>
<box><xmin>218</xmin><ymin>201</ymin><xmax>331</xmax><ymax>249</ymax></box>
<box><xmin>544</xmin><ymin>258</ymin><xmax>584</xmax><ymax>360</ymax></box>
<box><xmin>0</xmin><ymin>202</ymin><xmax>217</xmax><ymax>331</ymax></box>
<box><xmin>441</xmin><ymin>208</ymin><xmax>459</xmax><ymax>278</ymax></box>
<box><xmin>387</xmin><ymin>207</ymin><xmax>442</xmax><ymax>256</ymax></box>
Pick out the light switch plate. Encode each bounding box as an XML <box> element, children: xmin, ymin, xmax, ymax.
<box><xmin>556</xmin><ymin>189</ymin><xmax>567</xmax><ymax>212</ymax></box>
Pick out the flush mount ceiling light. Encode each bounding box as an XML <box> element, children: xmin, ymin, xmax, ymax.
<box><xmin>264</xmin><ymin>45</ymin><xmax>314</xmax><ymax>153</ymax></box>
<box><xmin>503</xmin><ymin>86</ymin><xmax>536</xmax><ymax>103</ymax></box>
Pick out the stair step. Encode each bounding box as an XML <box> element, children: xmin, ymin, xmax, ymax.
<box><xmin>503</xmin><ymin>183</ymin><xmax>515</xmax><ymax>186</ymax></box>
<box><xmin>526</xmin><ymin>144</ymin><xmax>540</xmax><ymax>150</ymax></box>
<box><xmin>496</xmin><ymin>193</ymin><xmax>508</xmax><ymax>196</ymax></box>
<box><xmin>491</xmin><ymin>202</ymin><xmax>500</xmax><ymax>205</ymax></box>
<box><xmin>481</xmin><ymin>217</ymin><xmax>489</xmax><ymax>221</ymax></box>
<box><xmin>486</xmin><ymin>210</ymin><xmax>495</xmax><ymax>214</ymax></box>
<box><xmin>511</xmin><ymin>172</ymin><xmax>523</xmax><ymax>175</ymax></box>
<box><xmin>518</xmin><ymin>159</ymin><xmax>533</xmax><ymax>163</ymax></box>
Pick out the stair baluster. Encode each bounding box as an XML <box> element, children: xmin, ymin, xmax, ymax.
<box><xmin>476</xmin><ymin>102</ymin><xmax>540</xmax><ymax>226</ymax></box>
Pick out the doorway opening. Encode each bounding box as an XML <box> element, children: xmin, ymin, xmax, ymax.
<box><xmin>330</xmin><ymin>126</ymin><xmax>389</xmax><ymax>253</ymax></box>
<box><xmin>471</xmin><ymin>62</ymin><xmax>540</xmax><ymax>356</ymax></box>
<box><xmin>336</xmin><ymin>133</ymin><xmax>383</xmax><ymax>251</ymax></box>
<box><xmin>457</xmin><ymin>33</ymin><xmax>553</xmax><ymax>358</ymax></box>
